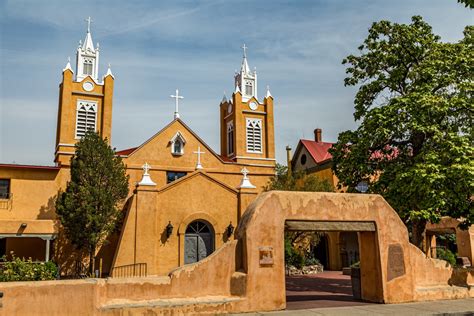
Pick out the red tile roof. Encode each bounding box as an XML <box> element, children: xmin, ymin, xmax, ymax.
<box><xmin>300</xmin><ymin>139</ymin><xmax>334</xmax><ymax>164</ymax></box>
<box><xmin>116</xmin><ymin>147</ymin><xmax>138</xmax><ymax>156</ymax></box>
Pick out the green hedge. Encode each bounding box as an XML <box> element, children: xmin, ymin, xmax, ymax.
<box><xmin>0</xmin><ymin>255</ymin><xmax>58</xmax><ymax>282</ymax></box>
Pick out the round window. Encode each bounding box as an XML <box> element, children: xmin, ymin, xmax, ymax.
<box><xmin>300</xmin><ymin>154</ymin><xmax>307</xmax><ymax>165</ymax></box>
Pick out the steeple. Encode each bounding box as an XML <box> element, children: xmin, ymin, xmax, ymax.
<box><xmin>75</xmin><ymin>17</ymin><xmax>100</xmax><ymax>82</ymax></box>
<box><xmin>234</xmin><ymin>44</ymin><xmax>257</xmax><ymax>101</ymax></box>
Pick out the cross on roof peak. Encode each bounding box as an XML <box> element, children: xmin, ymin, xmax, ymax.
<box><xmin>142</xmin><ymin>162</ymin><xmax>151</xmax><ymax>175</ymax></box>
<box><xmin>241</xmin><ymin>44</ymin><xmax>248</xmax><ymax>58</ymax></box>
<box><xmin>85</xmin><ymin>17</ymin><xmax>93</xmax><ymax>33</ymax></box>
<box><xmin>170</xmin><ymin>89</ymin><xmax>184</xmax><ymax>119</ymax></box>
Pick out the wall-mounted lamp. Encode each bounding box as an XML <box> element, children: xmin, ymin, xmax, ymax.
<box><xmin>226</xmin><ymin>222</ymin><xmax>234</xmax><ymax>238</ymax></box>
<box><xmin>20</xmin><ymin>223</ymin><xmax>27</xmax><ymax>229</ymax></box>
<box><xmin>166</xmin><ymin>221</ymin><xmax>174</xmax><ymax>238</ymax></box>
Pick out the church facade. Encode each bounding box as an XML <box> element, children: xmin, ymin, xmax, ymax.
<box><xmin>0</xmin><ymin>23</ymin><xmax>276</xmax><ymax>276</ymax></box>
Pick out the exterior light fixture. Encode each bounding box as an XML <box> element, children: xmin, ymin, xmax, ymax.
<box><xmin>226</xmin><ymin>222</ymin><xmax>234</xmax><ymax>238</ymax></box>
<box><xmin>20</xmin><ymin>223</ymin><xmax>27</xmax><ymax>228</ymax></box>
<box><xmin>166</xmin><ymin>221</ymin><xmax>174</xmax><ymax>238</ymax></box>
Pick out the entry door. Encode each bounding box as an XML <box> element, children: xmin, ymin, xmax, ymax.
<box><xmin>184</xmin><ymin>221</ymin><xmax>214</xmax><ymax>264</ymax></box>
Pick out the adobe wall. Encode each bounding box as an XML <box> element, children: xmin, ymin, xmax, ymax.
<box><xmin>1</xmin><ymin>192</ymin><xmax>472</xmax><ymax>315</ymax></box>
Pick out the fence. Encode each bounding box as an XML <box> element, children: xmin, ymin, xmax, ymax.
<box><xmin>110</xmin><ymin>263</ymin><xmax>147</xmax><ymax>278</ymax></box>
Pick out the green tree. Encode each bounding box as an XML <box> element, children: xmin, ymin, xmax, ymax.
<box><xmin>56</xmin><ymin>131</ymin><xmax>129</xmax><ymax>275</ymax></box>
<box><xmin>264</xmin><ymin>163</ymin><xmax>334</xmax><ymax>192</ymax></box>
<box><xmin>457</xmin><ymin>0</ymin><xmax>474</xmax><ymax>9</ymax></box>
<box><xmin>330</xmin><ymin>16</ymin><xmax>473</xmax><ymax>248</ymax></box>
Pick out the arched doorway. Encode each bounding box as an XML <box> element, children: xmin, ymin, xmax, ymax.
<box><xmin>184</xmin><ymin>220</ymin><xmax>214</xmax><ymax>264</ymax></box>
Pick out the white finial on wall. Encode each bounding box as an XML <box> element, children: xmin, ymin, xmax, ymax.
<box><xmin>138</xmin><ymin>162</ymin><xmax>156</xmax><ymax>186</ymax></box>
<box><xmin>238</xmin><ymin>167</ymin><xmax>256</xmax><ymax>189</ymax></box>
<box><xmin>170</xmin><ymin>89</ymin><xmax>184</xmax><ymax>119</ymax></box>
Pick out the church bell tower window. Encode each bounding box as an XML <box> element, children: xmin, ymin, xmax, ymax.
<box><xmin>75</xmin><ymin>100</ymin><xmax>97</xmax><ymax>139</ymax></box>
<box><xmin>83</xmin><ymin>58</ymin><xmax>93</xmax><ymax>76</ymax></box>
<box><xmin>246</xmin><ymin>118</ymin><xmax>262</xmax><ymax>153</ymax></box>
<box><xmin>245</xmin><ymin>81</ymin><xmax>253</xmax><ymax>96</ymax></box>
<box><xmin>227</xmin><ymin>121</ymin><xmax>234</xmax><ymax>155</ymax></box>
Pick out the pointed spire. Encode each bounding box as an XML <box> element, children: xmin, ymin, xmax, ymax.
<box><xmin>234</xmin><ymin>84</ymin><xmax>241</xmax><ymax>94</ymax></box>
<box><xmin>63</xmin><ymin>57</ymin><xmax>73</xmax><ymax>73</ymax></box>
<box><xmin>241</xmin><ymin>43</ymin><xmax>250</xmax><ymax>74</ymax></box>
<box><xmin>81</xmin><ymin>17</ymin><xmax>95</xmax><ymax>52</ymax></box>
<box><xmin>103</xmin><ymin>63</ymin><xmax>114</xmax><ymax>79</ymax></box>
<box><xmin>265</xmin><ymin>85</ymin><xmax>272</xmax><ymax>98</ymax></box>
<box><xmin>221</xmin><ymin>91</ymin><xmax>227</xmax><ymax>104</ymax></box>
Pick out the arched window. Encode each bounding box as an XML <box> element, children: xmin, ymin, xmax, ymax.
<box><xmin>169</xmin><ymin>132</ymin><xmax>186</xmax><ymax>155</ymax></box>
<box><xmin>227</xmin><ymin>121</ymin><xmax>234</xmax><ymax>155</ymax></box>
<box><xmin>246</xmin><ymin>118</ymin><xmax>262</xmax><ymax>153</ymax></box>
<box><xmin>75</xmin><ymin>100</ymin><xmax>97</xmax><ymax>138</ymax></box>
<box><xmin>184</xmin><ymin>220</ymin><xmax>214</xmax><ymax>264</ymax></box>
<box><xmin>83</xmin><ymin>58</ymin><xmax>93</xmax><ymax>76</ymax></box>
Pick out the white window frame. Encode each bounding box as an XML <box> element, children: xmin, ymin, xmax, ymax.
<box><xmin>170</xmin><ymin>132</ymin><xmax>186</xmax><ymax>156</ymax></box>
<box><xmin>83</xmin><ymin>58</ymin><xmax>93</xmax><ymax>76</ymax></box>
<box><xmin>245</xmin><ymin>80</ymin><xmax>253</xmax><ymax>96</ymax></box>
<box><xmin>246</xmin><ymin>118</ymin><xmax>263</xmax><ymax>153</ymax></box>
<box><xmin>75</xmin><ymin>100</ymin><xmax>98</xmax><ymax>139</ymax></box>
<box><xmin>227</xmin><ymin>121</ymin><xmax>234</xmax><ymax>156</ymax></box>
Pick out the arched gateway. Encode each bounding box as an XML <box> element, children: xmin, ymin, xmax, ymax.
<box><xmin>184</xmin><ymin>220</ymin><xmax>214</xmax><ymax>264</ymax></box>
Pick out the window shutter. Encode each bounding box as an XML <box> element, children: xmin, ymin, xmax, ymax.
<box><xmin>246</xmin><ymin>119</ymin><xmax>262</xmax><ymax>153</ymax></box>
<box><xmin>75</xmin><ymin>101</ymin><xmax>97</xmax><ymax>138</ymax></box>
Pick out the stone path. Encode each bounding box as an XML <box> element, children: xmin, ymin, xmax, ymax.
<box><xmin>232</xmin><ymin>298</ymin><xmax>474</xmax><ymax>315</ymax></box>
<box><xmin>285</xmin><ymin>270</ymin><xmax>369</xmax><ymax>310</ymax></box>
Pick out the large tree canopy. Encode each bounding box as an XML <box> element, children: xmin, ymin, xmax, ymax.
<box><xmin>330</xmin><ymin>16</ymin><xmax>473</xmax><ymax>246</ymax></box>
<box><xmin>56</xmin><ymin>132</ymin><xmax>129</xmax><ymax>274</ymax></box>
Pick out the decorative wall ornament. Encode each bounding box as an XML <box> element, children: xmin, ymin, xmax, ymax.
<box><xmin>138</xmin><ymin>162</ymin><xmax>156</xmax><ymax>186</ymax></box>
<box><xmin>238</xmin><ymin>167</ymin><xmax>256</xmax><ymax>189</ymax></box>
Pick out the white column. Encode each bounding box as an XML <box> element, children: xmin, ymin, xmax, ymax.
<box><xmin>45</xmin><ymin>239</ymin><xmax>50</xmax><ymax>262</ymax></box>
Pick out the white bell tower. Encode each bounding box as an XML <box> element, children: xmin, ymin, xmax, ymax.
<box><xmin>234</xmin><ymin>44</ymin><xmax>257</xmax><ymax>102</ymax></box>
<box><xmin>75</xmin><ymin>17</ymin><xmax>100</xmax><ymax>82</ymax></box>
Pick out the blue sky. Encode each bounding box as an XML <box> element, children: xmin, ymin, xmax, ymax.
<box><xmin>0</xmin><ymin>0</ymin><xmax>472</xmax><ymax>165</ymax></box>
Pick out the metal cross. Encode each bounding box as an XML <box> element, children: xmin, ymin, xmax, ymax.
<box><xmin>170</xmin><ymin>89</ymin><xmax>184</xmax><ymax>119</ymax></box>
<box><xmin>193</xmin><ymin>146</ymin><xmax>205</xmax><ymax>170</ymax></box>
<box><xmin>241</xmin><ymin>167</ymin><xmax>249</xmax><ymax>179</ymax></box>
<box><xmin>241</xmin><ymin>44</ymin><xmax>248</xmax><ymax>58</ymax></box>
<box><xmin>142</xmin><ymin>162</ymin><xmax>151</xmax><ymax>175</ymax></box>
<box><xmin>85</xmin><ymin>17</ymin><xmax>93</xmax><ymax>33</ymax></box>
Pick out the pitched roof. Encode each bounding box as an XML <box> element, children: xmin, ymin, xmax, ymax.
<box><xmin>116</xmin><ymin>147</ymin><xmax>138</xmax><ymax>156</ymax></box>
<box><xmin>300</xmin><ymin>139</ymin><xmax>334</xmax><ymax>164</ymax></box>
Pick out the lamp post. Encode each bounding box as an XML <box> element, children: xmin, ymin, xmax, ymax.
<box><xmin>166</xmin><ymin>221</ymin><xmax>174</xmax><ymax>239</ymax></box>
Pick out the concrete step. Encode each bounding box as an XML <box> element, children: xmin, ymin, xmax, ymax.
<box><xmin>100</xmin><ymin>295</ymin><xmax>243</xmax><ymax>314</ymax></box>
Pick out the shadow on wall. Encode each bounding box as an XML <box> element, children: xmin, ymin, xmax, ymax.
<box><xmin>37</xmin><ymin>195</ymin><xmax>57</xmax><ymax>219</ymax></box>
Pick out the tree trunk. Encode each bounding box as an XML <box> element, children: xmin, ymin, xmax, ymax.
<box><xmin>89</xmin><ymin>246</ymin><xmax>96</xmax><ymax>276</ymax></box>
<box><xmin>410</xmin><ymin>219</ymin><xmax>426</xmax><ymax>250</ymax></box>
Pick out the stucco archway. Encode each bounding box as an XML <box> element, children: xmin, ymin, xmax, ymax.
<box><xmin>234</xmin><ymin>191</ymin><xmax>419</xmax><ymax>311</ymax></box>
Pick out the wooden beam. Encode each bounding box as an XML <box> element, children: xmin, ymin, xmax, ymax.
<box><xmin>285</xmin><ymin>220</ymin><xmax>376</xmax><ymax>232</ymax></box>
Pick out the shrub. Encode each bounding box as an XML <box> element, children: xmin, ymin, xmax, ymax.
<box><xmin>0</xmin><ymin>254</ymin><xmax>58</xmax><ymax>282</ymax></box>
<box><xmin>436</xmin><ymin>248</ymin><xmax>457</xmax><ymax>266</ymax></box>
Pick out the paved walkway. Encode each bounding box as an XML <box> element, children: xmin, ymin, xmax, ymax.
<box><xmin>232</xmin><ymin>298</ymin><xmax>474</xmax><ymax>315</ymax></box>
<box><xmin>232</xmin><ymin>271</ymin><xmax>474</xmax><ymax>315</ymax></box>
<box><xmin>286</xmin><ymin>271</ymin><xmax>369</xmax><ymax>309</ymax></box>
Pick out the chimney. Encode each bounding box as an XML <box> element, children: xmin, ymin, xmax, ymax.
<box><xmin>314</xmin><ymin>128</ymin><xmax>322</xmax><ymax>142</ymax></box>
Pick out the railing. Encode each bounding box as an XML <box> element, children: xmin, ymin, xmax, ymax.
<box><xmin>0</xmin><ymin>193</ymin><xmax>12</xmax><ymax>210</ymax></box>
<box><xmin>110</xmin><ymin>263</ymin><xmax>147</xmax><ymax>278</ymax></box>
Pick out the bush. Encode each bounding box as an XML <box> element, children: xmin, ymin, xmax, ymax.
<box><xmin>436</xmin><ymin>248</ymin><xmax>457</xmax><ymax>266</ymax></box>
<box><xmin>0</xmin><ymin>254</ymin><xmax>58</xmax><ymax>282</ymax></box>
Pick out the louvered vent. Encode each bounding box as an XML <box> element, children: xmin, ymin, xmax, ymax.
<box><xmin>246</xmin><ymin>118</ymin><xmax>262</xmax><ymax>153</ymax></box>
<box><xmin>75</xmin><ymin>101</ymin><xmax>97</xmax><ymax>138</ymax></box>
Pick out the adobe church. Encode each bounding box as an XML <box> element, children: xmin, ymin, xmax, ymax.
<box><xmin>0</xmin><ymin>22</ymin><xmax>276</xmax><ymax>276</ymax></box>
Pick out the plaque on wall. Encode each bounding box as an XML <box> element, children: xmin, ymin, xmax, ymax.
<box><xmin>259</xmin><ymin>246</ymin><xmax>274</xmax><ymax>267</ymax></box>
<box><xmin>387</xmin><ymin>243</ymin><xmax>406</xmax><ymax>281</ymax></box>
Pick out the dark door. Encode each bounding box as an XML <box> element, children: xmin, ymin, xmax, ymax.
<box><xmin>184</xmin><ymin>221</ymin><xmax>214</xmax><ymax>264</ymax></box>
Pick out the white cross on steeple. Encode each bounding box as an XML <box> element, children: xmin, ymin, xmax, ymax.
<box><xmin>193</xmin><ymin>146</ymin><xmax>206</xmax><ymax>170</ymax></box>
<box><xmin>85</xmin><ymin>16</ymin><xmax>93</xmax><ymax>33</ymax></box>
<box><xmin>170</xmin><ymin>89</ymin><xmax>184</xmax><ymax>119</ymax></box>
<box><xmin>241</xmin><ymin>43</ymin><xmax>248</xmax><ymax>58</ymax></box>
